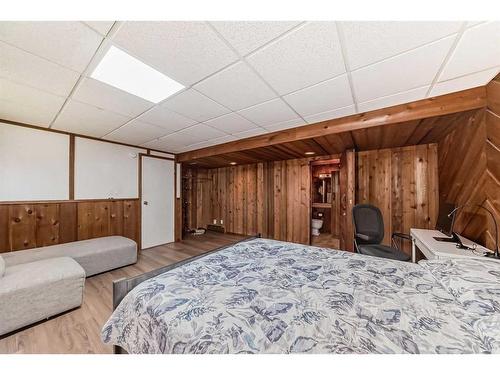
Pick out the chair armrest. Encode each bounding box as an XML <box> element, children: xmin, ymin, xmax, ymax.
<box><xmin>392</xmin><ymin>232</ymin><xmax>411</xmax><ymax>241</ymax></box>
<box><xmin>355</xmin><ymin>233</ymin><xmax>370</xmax><ymax>241</ymax></box>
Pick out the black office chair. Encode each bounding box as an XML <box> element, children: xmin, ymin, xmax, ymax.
<box><xmin>352</xmin><ymin>204</ymin><xmax>411</xmax><ymax>261</ymax></box>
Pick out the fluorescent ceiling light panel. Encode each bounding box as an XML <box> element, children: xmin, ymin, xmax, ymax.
<box><xmin>91</xmin><ymin>46</ymin><xmax>184</xmax><ymax>103</ymax></box>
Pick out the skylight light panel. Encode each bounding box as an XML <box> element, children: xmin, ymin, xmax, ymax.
<box><xmin>91</xmin><ymin>46</ymin><xmax>184</xmax><ymax>103</ymax></box>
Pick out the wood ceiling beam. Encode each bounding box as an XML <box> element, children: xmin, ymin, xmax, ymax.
<box><xmin>178</xmin><ymin>86</ymin><xmax>487</xmax><ymax>162</ymax></box>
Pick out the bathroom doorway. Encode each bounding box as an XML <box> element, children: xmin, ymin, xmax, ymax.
<box><xmin>310</xmin><ymin>158</ymin><xmax>341</xmax><ymax>249</ymax></box>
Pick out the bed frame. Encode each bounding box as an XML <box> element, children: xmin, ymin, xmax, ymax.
<box><xmin>111</xmin><ymin>235</ymin><xmax>260</xmax><ymax>354</ymax></box>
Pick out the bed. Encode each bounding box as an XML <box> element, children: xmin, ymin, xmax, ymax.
<box><xmin>101</xmin><ymin>237</ymin><xmax>500</xmax><ymax>354</ymax></box>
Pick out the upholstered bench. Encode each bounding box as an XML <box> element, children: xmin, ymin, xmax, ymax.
<box><xmin>0</xmin><ymin>236</ymin><xmax>137</xmax><ymax>336</ymax></box>
<box><xmin>0</xmin><ymin>257</ymin><xmax>85</xmax><ymax>336</ymax></box>
<box><xmin>2</xmin><ymin>236</ymin><xmax>138</xmax><ymax>277</ymax></box>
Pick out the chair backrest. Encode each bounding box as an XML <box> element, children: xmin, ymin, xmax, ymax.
<box><xmin>352</xmin><ymin>204</ymin><xmax>384</xmax><ymax>244</ymax></box>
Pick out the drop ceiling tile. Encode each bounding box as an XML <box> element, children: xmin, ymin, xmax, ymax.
<box><xmin>283</xmin><ymin>74</ymin><xmax>353</xmax><ymax>117</ymax></box>
<box><xmin>0</xmin><ymin>41</ymin><xmax>80</xmax><ymax>97</ymax></box>
<box><xmin>264</xmin><ymin>118</ymin><xmax>307</xmax><ymax>132</ymax></box>
<box><xmin>138</xmin><ymin>105</ymin><xmax>197</xmax><ymax>133</ymax></box>
<box><xmin>73</xmin><ymin>78</ymin><xmax>154</xmax><ymax>117</ymax></box>
<box><xmin>466</xmin><ymin>21</ymin><xmax>486</xmax><ymax>28</ymax></box>
<box><xmin>184</xmin><ymin>135</ymin><xmax>237</xmax><ymax>150</ymax></box>
<box><xmin>204</xmin><ymin>112</ymin><xmax>259</xmax><ymax>134</ymax></box>
<box><xmin>357</xmin><ymin>86</ymin><xmax>429</xmax><ymax>113</ymax></box>
<box><xmin>351</xmin><ymin>36</ymin><xmax>454</xmax><ymax>102</ymax></box>
<box><xmin>430</xmin><ymin>67</ymin><xmax>500</xmax><ymax>97</ymax></box>
<box><xmin>210</xmin><ymin>21</ymin><xmax>301</xmax><ymax>56</ymax></box>
<box><xmin>112</xmin><ymin>21</ymin><xmax>238</xmax><ymax>86</ymax></box>
<box><xmin>162</xmin><ymin>89</ymin><xmax>230</xmax><ymax>122</ymax></box>
<box><xmin>52</xmin><ymin>99</ymin><xmax>131</xmax><ymax>137</ymax></box>
<box><xmin>142</xmin><ymin>138</ymin><xmax>184</xmax><ymax>153</ymax></box>
<box><xmin>439</xmin><ymin>22</ymin><xmax>500</xmax><ymax>81</ymax></box>
<box><xmin>140</xmin><ymin>138</ymin><xmax>168</xmax><ymax>150</ymax></box>
<box><xmin>238</xmin><ymin>98</ymin><xmax>300</xmax><ymax>127</ymax></box>
<box><xmin>304</xmin><ymin>105</ymin><xmax>356</xmax><ymax>124</ymax></box>
<box><xmin>103</xmin><ymin>119</ymin><xmax>168</xmax><ymax>145</ymax></box>
<box><xmin>340</xmin><ymin>21</ymin><xmax>462</xmax><ymax>70</ymax></box>
<box><xmin>82</xmin><ymin>21</ymin><xmax>114</xmax><ymax>36</ymax></box>
<box><xmin>0</xmin><ymin>78</ymin><xmax>65</xmax><ymax>127</ymax></box>
<box><xmin>160</xmin><ymin>124</ymin><xmax>227</xmax><ymax>147</ymax></box>
<box><xmin>246</xmin><ymin>22</ymin><xmax>345</xmax><ymax>95</ymax></box>
<box><xmin>232</xmin><ymin>127</ymin><xmax>269</xmax><ymax>139</ymax></box>
<box><xmin>0</xmin><ymin>21</ymin><xmax>103</xmax><ymax>72</ymax></box>
<box><xmin>194</xmin><ymin>62</ymin><xmax>276</xmax><ymax>111</ymax></box>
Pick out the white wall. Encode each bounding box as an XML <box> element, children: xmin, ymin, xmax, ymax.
<box><xmin>0</xmin><ymin>123</ymin><xmax>69</xmax><ymax>201</ymax></box>
<box><xmin>0</xmin><ymin>123</ymin><xmax>177</xmax><ymax>202</ymax></box>
<box><xmin>74</xmin><ymin>137</ymin><xmax>146</xmax><ymax>199</ymax></box>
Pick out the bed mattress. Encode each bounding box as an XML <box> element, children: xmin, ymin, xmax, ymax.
<box><xmin>101</xmin><ymin>238</ymin><xmax>500</xmax><ymax>353</ymax></box>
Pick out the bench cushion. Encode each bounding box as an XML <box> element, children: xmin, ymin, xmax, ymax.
<box><xmin>0</xmin><ymin>257</ymin><xmax>85</xmax><ymax>336</ymax></box>
<box><xmin>2</xmin><ymin>236</ymin><xmax>137</xmax><ymax>277</ymax></box>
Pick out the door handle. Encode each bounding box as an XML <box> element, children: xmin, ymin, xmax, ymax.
<box><xmin>143</xmin><ymin>201</ymin><xmax>149</xmax><ymax>205</ymax></box>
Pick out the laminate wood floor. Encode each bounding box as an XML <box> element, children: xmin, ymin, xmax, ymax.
<box><xmin>0</xmin><ymin>232</ymin><xmax>245</xmax><ymax>354</ymax></box>
<box><xmin>311</xmin><ymin>234</ymin><xmax>340</xmax><ymax>249</ymax></box>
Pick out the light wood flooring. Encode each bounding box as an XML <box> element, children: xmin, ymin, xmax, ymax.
<box><xmin>311</xmin><ymin>233</ymin><xmax>340</xmax><ymax>249</ymax></box>
<box><xmin>0</xmin><ymin>232</ymin><xmax>244</xmax><ymax>354</ymax></box>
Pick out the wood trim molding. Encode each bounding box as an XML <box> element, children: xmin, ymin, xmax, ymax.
<box><xmin>178</xmin><ymin>87</ymin><xmax>487</xmax><ymax>162</ymax></box>
<box><xmin>0</xmin><ymin>198</ymin><xmax>139</xmax><ymax>205</ymax></box>
<box><xmin>138</xmin><ymin>152</ymin><xmax>175</xmax><ymax>161</ymax></box>
<box><xmin>69</xmin><ymin>134</ymin><xmax>75</xmax><ymax>200</ymax></box>
<box><xmin>138</xmin><ymin>154</ymin><xmax>143</xmax><ymax>250</ymax></box>
<box><xmin>310</xmin><ymin>158</ymin><xmax>341</xmax><ymax>166</ymax></box>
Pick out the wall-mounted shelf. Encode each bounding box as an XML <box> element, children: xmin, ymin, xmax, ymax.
<box><xmin>312</xmin><ymin>202</ymin><xmax>331</xmax><ymax>209</ymax></box>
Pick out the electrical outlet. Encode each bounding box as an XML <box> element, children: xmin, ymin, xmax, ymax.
<box><xmin>220</xmin><ymin>219</ymin><xmax>224</xmax><ymax>225</ymax></box>
<box><xmin>213</xmin><ymin>219</ymin><xmax>217</xmax><ymax>224</ymax></box>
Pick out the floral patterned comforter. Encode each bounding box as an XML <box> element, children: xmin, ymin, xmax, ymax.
<box><xmin>101</xmin><ymin>238</ymin><xmax>500</xmax><ymax>353</ymax></box>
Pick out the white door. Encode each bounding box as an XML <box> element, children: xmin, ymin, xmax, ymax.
<box><xmin>141</xmin><ymin>156</ymin><xmax>175</xmax><ymax>249</ymax></box>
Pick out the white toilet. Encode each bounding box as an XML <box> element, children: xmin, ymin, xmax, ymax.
<box><xmin>311</xmin><ymin>219</ymin><xmax>324</xmax><ymax>236</ymax></box>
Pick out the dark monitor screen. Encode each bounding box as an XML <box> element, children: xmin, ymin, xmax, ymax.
<box><xmin>435</xmin><ymin>202</ymin><xmax>457</xmax><ymax>237</ymax></box>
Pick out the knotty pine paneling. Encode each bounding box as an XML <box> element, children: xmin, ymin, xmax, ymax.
<box><xmin>9</xmin><ymin>205</ymin><xmax>37</xmax><ymax>250</ymax></box>
<box><xmin>123</xmin><ymin>200</ymin><xmax>139</xmax><ymax>244</ymax></box>
<box><xmin>109</xmin><ymin>200</ymin><xmax>124</xmax><ymax>236</ymax></box>
<box><xmin>438</xmin><ymin>76</ymin><xmax>500</xmax><ymax>250</ymax></box>
<box><xmin>59</xmin><ymin>203</ymin><xmax>77</xmax><ymax>244</ymax></box>
<box><xmin>35</xmin><ymin>203</ymin><xmax>60</xmax><ymax>247</ymax></box>
<box><xmin>356</xmin><ymin>144</ymin><xmax>439</xmax><ymax>254</ymax></box>
<box><xmin>0</xmin><ymin>199</ymin><xmax>139</xmax><ymax>253</ymax></box>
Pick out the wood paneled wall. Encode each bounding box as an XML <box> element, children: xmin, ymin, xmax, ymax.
<box><xmin>185</xmin><ymin>157</ymin><xmax>317</xmax><ymax>245</ymax></box>
<box><xmin>356</xmin><ymin>144</ymin><xmax>439</xmax><ymax>254</ymax></box>
<box><xmin>186</xmin><ymin>145</ymin><xmax>439</xmax><ymax>252</ymax></box>
<box><xmin>438</xmin><ymin>76</ymin><xmax>500</xmax><ymax>250</ymax></box>
<box><xmin>0</xmin><ymin>199</ymin><xmax>139</xmax><ymax>253</ymax></box>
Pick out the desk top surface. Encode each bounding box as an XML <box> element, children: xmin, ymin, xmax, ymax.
<box><xmin>410</xmin><ymin>228</ymin><xmax>492</xmax><ymax>259</ymax></box>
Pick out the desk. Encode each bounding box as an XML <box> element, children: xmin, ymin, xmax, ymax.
<box><xmin>410</xmin><ymin>228</ymin><xmax>492</xmax><ymax>263</ymax></box>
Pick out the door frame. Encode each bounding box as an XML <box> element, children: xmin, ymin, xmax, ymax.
<box><xmin>309</xmin><ymin>158</ymin><xmax>341</xmax><ymax>246</ymax></box>
<box><xmin>138</xmin><ymin>153</ymin><xmax>176</xmax><ymax>250</ymax></box>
